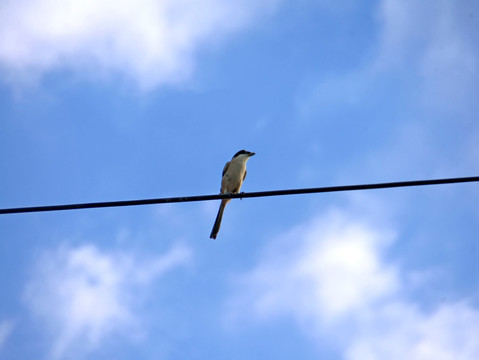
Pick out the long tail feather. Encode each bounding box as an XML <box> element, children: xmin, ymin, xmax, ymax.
<box><xmin>210</xmin><ymin>200</ymin><xmax>228</xmax><ymax>239</ymax></box>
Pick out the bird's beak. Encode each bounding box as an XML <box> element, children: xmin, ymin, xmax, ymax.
<box><xmin>249</xmin><ymin>152</ymin><xmax>256</xmax><ymax>156</ymax></box>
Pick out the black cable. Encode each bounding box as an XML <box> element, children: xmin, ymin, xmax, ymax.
<box><xmin>0</xmin><ymin>176</ymin><xmax>478</xmax><ymax>215</ymax></box>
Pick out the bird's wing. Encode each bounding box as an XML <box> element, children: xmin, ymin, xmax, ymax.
<box><xmin>243</xmin><ymin>169</ymin><xmax>247</xmax><ymax>180</ymax></box>
<box><xmin>222</xmin><ymin>161</ymin><xmax>230</xmax><ymax>176</ymax></box>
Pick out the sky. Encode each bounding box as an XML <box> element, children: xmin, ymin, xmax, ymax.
<box><xmin>1</xmin><ymin>0</ymin><xmax>479</xmax><ymax>359</ymax></box>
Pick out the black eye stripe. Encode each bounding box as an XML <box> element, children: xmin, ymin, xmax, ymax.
<box><xmin>233</xmin><ymin>150</ymin><xmax>247</xmax><ymax>157</ymax></box>
<box><xmin>233</xmin><ymin>150</ymin><xmax>253</xmax><ymax>158</ymax></box>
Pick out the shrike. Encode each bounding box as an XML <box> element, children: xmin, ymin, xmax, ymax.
<box><xmin>210</xmin><ymin>150</ymin><xmax>255</xmax><ymax>239</ymax></box>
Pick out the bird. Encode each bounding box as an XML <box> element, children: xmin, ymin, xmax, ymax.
<box><xmin>210</xmin><ymin>150</ymin><xmax>255</xmax><ymax>239</ymax></box>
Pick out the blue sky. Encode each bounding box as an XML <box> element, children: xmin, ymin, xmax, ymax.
<box><xmin>1</xmin><ymin>0</ymin><xmax>479</xmax><ymax>359</ymax></box>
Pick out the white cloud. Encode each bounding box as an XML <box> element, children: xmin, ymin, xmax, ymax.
<box><xmin>0</xmin><ymin>0</ymin><xmax>279</xmax><ymax>89</ymax></box>
<box><xmin>226</xmin><ymin>208</ymin><xmax>479</xmax><ymax>359</ymax></box>
<box><xmin>24</xmin><ymin>243</ymin><xmax>192</xmax><ymax>359</ymax></box>
<box><xmin>346</xmin><ymin>302</ymin><xmax>479</xmax><ymax>360</ymax></box>
<box><xmin>228</xmin><ymin>210</ymin><xmax>398</xmax><ymax>326</ymax></box>
<box><xmin>0</xmin><ymin>320</ymin><xmax>14</xmax><ymax>351</ymax></box>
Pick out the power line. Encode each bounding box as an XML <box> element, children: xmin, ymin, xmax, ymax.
<box><xmin>1</xmin><ymin>175</ymin><xmax>478</xmax><ymax>215</ymax></box>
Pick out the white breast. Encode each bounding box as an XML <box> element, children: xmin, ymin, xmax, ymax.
<box><xmin>221</xmin><ymin>155</ymin><xmax>249</xmax><ymax>194</ymax></box>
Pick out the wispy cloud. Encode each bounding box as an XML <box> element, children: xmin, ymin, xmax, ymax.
<box><xmin>0</xmin><ymin>0</ymin><xmax>279</xmax><ymax>89</ymax></box>
<box><xmin>300</xmin><ymin>0</ymin><xmax>478</xmax><ymax>115</ymax></box>
<box><xmin>374</xmin><ymin>0</ymin><xmax>479</xmax><ymax>112</ymax></box>
<box><xmin>226</xmin><ymin>207</ymin><xmax>479</xmax><ymax>358</ymax></box>
<box><xmin>297</xmin><ymin>0</ymin><xmax>479</xmax><ymax>180</ymax></box>
<box><xmin>0</xmin><ymin>320</ymin><xmax>14</xmax><ymax>351</ymax></box>
<box><xmin>24</xmin><ymin>243</ymin><xmax>192</xmax><ymax>359</ymax></box>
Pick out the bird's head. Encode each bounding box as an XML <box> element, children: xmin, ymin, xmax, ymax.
<box><xmin>232</xmin><ymin>150</ymin><xmax>255</xmax><ymax>159</ymax></box>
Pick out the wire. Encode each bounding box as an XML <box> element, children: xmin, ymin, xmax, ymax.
<box><xmin>1</xmin><ymin>176</ymin><xmax>478</xmax><ymax>215</ymax></box>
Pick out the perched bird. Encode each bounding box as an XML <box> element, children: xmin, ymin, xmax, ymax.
<box><xmin>210</xmin><ymin>150</ymin><xmax>255</xmax><ymax>239</ymax></box>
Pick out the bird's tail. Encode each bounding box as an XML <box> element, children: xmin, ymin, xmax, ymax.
<box><xmin>210</xmin><ymin>199</ymin><xmax>228</xmax><ymax>239</ymax></box>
